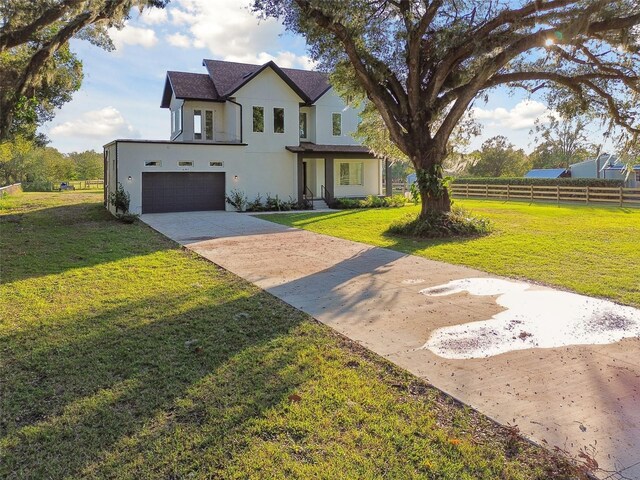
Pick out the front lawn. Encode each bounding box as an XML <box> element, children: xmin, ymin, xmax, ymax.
<box><xmin>0</xmin><ymin>192</ymin><xmax>581</xmax><ymax>479</ymax></box>
<box><xmin>262</xmin><ymin>200</ymin><xmax>639</xmax><ymax>307</ymax></box>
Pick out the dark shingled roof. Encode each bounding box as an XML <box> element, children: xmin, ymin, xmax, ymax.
<box><xmin>286</xmin><ymin>142</ymin><xmax>373</xmax><ymax>155</ymax></box>
<box><xmin>161</xmin><ymin>72</ymin><xmax>219</xmax><ymax>108</ymax></box>
<box><xmin>161</xmin><ymin>59</ymin><xmax>331</xmax><ymax>108</ymax></box>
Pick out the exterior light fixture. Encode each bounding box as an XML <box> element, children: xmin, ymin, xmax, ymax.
<box><xmin>127</xmin><ymin>175</ymin><xmax>133</xmax><ymax>182</ymax></box>
<box><xmin>234</xmin><ymin>175</ymin><xmax>238</xmax><ymax>181</ymax></box>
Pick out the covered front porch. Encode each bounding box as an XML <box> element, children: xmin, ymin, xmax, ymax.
<box><xmin>286</xmin><ymin>143</ymin><xmax>392</xmax><ymax>205</ymax></box>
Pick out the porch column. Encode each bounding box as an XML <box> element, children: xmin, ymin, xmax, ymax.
<box><xmin>324</xmin><ymin>155</ymin><xmax>334</xmax><ymax>201</ymax></box>
<box><xmin>385</xmin><ymin>159</ymin><xmax>392</xmax><ymax>197</ymax></box>
<box><xmin>297</xmin><ymin>155</ymin><xmax>304</xmax><ymax>203</ymax></box>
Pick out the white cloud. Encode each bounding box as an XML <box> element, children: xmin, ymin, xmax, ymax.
<box><xmin>471</xmin><ymin>100</ymin><xmax>555</xmax><ymax>130</ymax></box>
<box><xmin>167</xmin><ymin>0</ymin><xmax>312</xmax><ymax>68</ymax></box>
<box><xmin>50</xmin><ymin>107</ymin><xmax>139</xmax><ymax>139</ymax></box>
<box><xmin>167</xmin><ymin>32</ymin><xmax>191</xmax><ymax>48</ymax></box>
<box><xmin>225</xmin><ymin>51</ymin><xmax>316</xmax><ymax>69</ymax></box>
<box><xmin>138</xmin><ymin>7</ymin><xmax>168</xmax><ymax>25</ymax></box>
<box><xmin>108</xmin><ymin>24</ymin><xmax>158</xmax><ymax>50</ymax></box>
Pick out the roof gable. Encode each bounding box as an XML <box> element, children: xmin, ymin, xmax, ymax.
<box><xmin>161</xmin><ymin>71</ymin><xmax>219</xmax><ymax>108</ymax></box>
<box><xmin>161</xmin><ymin>59</ymin><xmax>332</xmax><ymax>108</ymax></box>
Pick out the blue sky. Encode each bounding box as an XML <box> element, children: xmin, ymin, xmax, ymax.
<box><xmin>40</xmin><ymin>0</ymin><xmax>593</xmax><ymax>154</ymax></box>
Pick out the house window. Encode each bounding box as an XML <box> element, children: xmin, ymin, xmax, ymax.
<box><xmin>339</xmin><ymin>162</ymin><xmax>363</xmax><ymax>186</ymax></box>
<box><xmin>332</xmin><ymin>113</ymin><xmax>342</xmax><ymax>136</ymax></box>
<box><xmin>299</xmin><ymin>112</ymin><xmax>307</xmax><ymax>138</ymax></box>
<box><xmin>253</xmin><ymin>106</ymin><xmax>264</xmax><ymax>133</ymax></box>
<box><xmin>274</xmin><ymin>107</ymin><xmax>284</xmax><ymax>133</ymax></box>
<box><xmin>194</xmin><ymin>110</ymin><xmax>202</xmax><ymax>139</ymax></box>
<box><xmin>144</xmin><ymin>161</ymin><xmax>161</xmax><ymax>167</ymax></box>
<box><xmin>205</xmin><ymin>110</ymin><xmax>213</xmax><ymax>140</ymax></box>
<box><xmin>210</xmin><ymin>161</ymin><xmax>224</xmax><ymax>167</ymax></box>
<box><xmin>178</xmin><ymin>161</ymin><xmax>193</xmax><ymax>167</ymax></box>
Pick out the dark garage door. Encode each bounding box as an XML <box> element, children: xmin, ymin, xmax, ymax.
<box><xmin>142</xmin><ymin>172</ymin><xmax>225</xmax><ymax>213</ymax></box>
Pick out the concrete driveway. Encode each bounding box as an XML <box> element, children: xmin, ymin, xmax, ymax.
<box><xmin>142</xmin><ymin>211</ymin><xmax>640</xmax><ymax>479</ymax></box>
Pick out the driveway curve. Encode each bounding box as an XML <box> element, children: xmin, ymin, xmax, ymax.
<box><xmin>142</xmin><ymin>211</ymin><xmax>640</xmax><ymax>479</ymax></box>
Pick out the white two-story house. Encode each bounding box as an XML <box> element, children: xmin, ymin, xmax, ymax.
<box><xmin>104</xmin><ymin>59</ymin><xmax>391</xmax><ymax>214</ymax></box>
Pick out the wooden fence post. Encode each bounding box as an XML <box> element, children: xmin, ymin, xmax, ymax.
<box><xmin>586</xmin><ymin>186</ymin><xmax>589</xmax><ymax>204</ymax></box>
<box><xmin>507</xmin><ymin>184</ymin><xmax>510</xmax><ymax>200</ymax></box>
<box><xmin>556</xmin><ymin>185</ymin><xmax>560</xmax><ymax>204</ymax></box>
<box><xmin>620</xmin><ymin>187</ymin><xmax>624</xmax><ymax>207</ymax></box>
<box><xmin>466</xmin><ymin>183</ymin><xmax>469</xmax><ymax>198</ymax></box>
<box><xmin>530</xmin><ymin>184</ymin><xmax>533</xmax><ymax>200</ymax></box>
<box><xmin>485</xmin><ymin>184</ymin><xmax>488</xmax><ymax>198</ymax></box>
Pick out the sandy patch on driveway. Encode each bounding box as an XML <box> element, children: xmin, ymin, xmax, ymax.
<box><xmin>420</xmin><ymin>278</ymin><xmax>640</xmax><ymax>359</ymax></box>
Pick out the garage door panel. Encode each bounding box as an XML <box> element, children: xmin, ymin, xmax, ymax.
<box><xmin>142</xmin><ymin>172</ymin><xmax>225</xmax><ymax>213</ymax></box>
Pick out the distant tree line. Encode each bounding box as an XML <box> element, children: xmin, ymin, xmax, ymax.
<box><xmin>0</xmin><ymin>136</ymin><xmax>102</xmax><ymax>186</ymax></box>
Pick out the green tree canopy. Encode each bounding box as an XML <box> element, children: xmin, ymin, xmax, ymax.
<box><xmin>253</xmin><ymin>0</ymin><xmax>640</xmax><ymax>217</ymax></box>
<box><xmin>530</xmin><ymin>117</ymin><xmax>595</xmax><ymax>169</ymax></box>
<box><xmin>467</xmin><ymin>135</ymin><xmax>530</xmax><ymax>177</ymax></box>
<box><xmin>0</xmin><ymin>0</ymin><xmax>167</xmax><ymax>141</ymax></box>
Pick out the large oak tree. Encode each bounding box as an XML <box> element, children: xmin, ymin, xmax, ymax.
<box><xmin>0</xmin><ymin>0</ymin><xmax>166</xmax><ymax>141</ymax></box>
<box><xmin>253</xmin><ymin>0</ymin><xmax>640</xmax><ymax>216</ymax></box>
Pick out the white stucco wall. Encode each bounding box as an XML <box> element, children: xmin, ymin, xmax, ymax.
<box><xmin>299</xmin><ymin>106</ymin><xmax>315</xmax><ymax>143</ymax></box>
<box><xmin>232</xmin><ymin>68</ymin><xmax>303</xmax><ymax>154</ymax></box>
<box><xmin>111</xmin><ymin>141</ymin><xmax>298</xmax><ymax>214</ymax></box>
<box><xmin>314</xmin><ymin>89</ymin><xmax>361</xmax><ymax>145</ymax></box>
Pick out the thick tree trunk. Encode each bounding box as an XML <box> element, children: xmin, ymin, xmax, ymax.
<box><xmin>412</xmin><ymin>150</ymin><xmax>451</xmax><ymax>217</ymax></box>
<box><xmin>420</xmin><ymin>184</ymin><xmax>450</xmax><ymax>216</ymax></box>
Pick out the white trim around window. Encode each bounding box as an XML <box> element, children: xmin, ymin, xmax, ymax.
<box><xmin>338</xmin><ymin>161</ymin><xmax>364</xmax><ymax>186</ymax></box>
<box><xmin>332</xmin><ymin>112</ymin><xmax>342</xmax><ymax>136</ymax></box>
<box><xmin>252</xmin><ymin>105</ymin><xmax>264</xmax><ymax>133</ymax></box>
<box><xmin>273</xmin><ymin>107</ymin><xmax>285</xmax><ymax>134</ymax></box>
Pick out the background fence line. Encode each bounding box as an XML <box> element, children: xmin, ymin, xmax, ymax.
<box><xmin>450</xmin><ymin>183</ymin><xmax>640</xmax><ymax>207</ymax></box>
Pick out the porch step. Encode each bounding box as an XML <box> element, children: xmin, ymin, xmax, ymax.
<box><xmin>312</xmin><ymin>199</ymin><xmax>329</xmax><ymax>210</ymax></box>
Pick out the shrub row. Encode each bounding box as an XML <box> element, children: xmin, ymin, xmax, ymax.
<box><xmin>451</xmin><ymin>177</ymin><xmax>624</xmax><ymax>187</ymax></box>
<box><xmin>225</xmin><ymin>189</ymin><xmax>311</xmax><ymax>212</ymax></box>
<box><xmin>332</xmin><ymin>194</ymin><xmax>407</xmax><ymax>209</ymax></box>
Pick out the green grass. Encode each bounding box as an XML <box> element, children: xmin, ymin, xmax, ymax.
<box><xmin>0</xmin><ymin>192</ymin><xmax>581</xmax><ymax>479</ymax></box>
<box><xmin>262</xmin><ymin>200</ymin><xmax>640</xmax><ymax>307</ymax></box>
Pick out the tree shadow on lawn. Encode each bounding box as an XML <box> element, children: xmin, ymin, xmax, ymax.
<box><xmin>0</xmin><ymin>288</ymin><xmax>311</xmax><ymax>479</ymax></box>
<box><xmin>0</xmin><ymin>201</ymin><xmax>172</xmax><ymax>284</ymax></box>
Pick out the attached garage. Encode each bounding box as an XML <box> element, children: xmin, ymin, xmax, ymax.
<box><xmin>141</xmin><ymin>172</ymin><xmax>225</xmax><ymax>213</ymax></box>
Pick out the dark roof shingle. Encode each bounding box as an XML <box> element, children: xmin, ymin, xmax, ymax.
<box><xmin>161</xmin><ymin>71</ymin><xmax>219</xmax><ymax>107</ymax></box>
<box><xmin>161</xmin><ymin>59</ymin><xmax>331</xmax><ymax>107</ymax></box>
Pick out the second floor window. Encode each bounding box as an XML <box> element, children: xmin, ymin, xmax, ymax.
<box><xmin>205</xmin><ymin>110</ymin><xmax>213</xmax><ymax>140</ymax></box>
<box><xmin>332</xmin><ymin>113</ymin><xmax>342</xmax><ymax>136</ymax></box>
<box><xmin>299</xmin><ymin>112</ymin><xmax>307</xmax><ymax>138</ymax></box>
<box><xmin>274</xmin><ymin>107</ymin><xmax>285</xmax><ymax>133</ymax></box>
<box><xmin>253</xmin><ymin>106</ymin><xmax>264</xmax><ymax>133</ymax></box>
<box><xmin>194</xmin><ymin>110</ymin><xmax>202</xmax><ymax>139</ymax></box>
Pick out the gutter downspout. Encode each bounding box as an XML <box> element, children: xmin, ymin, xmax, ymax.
<box><xmin>227</xmin><ymin>99</ymin><xmax>243</xmax><ymax>143</ymax></box>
